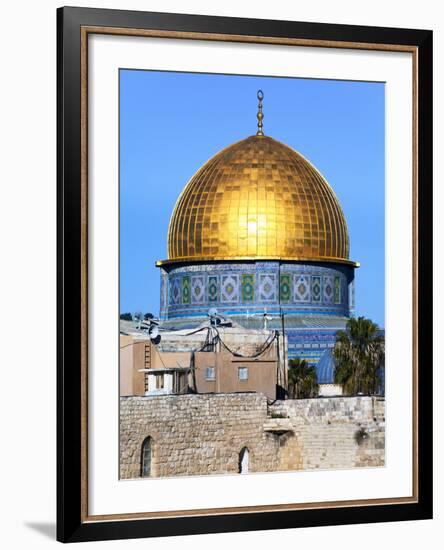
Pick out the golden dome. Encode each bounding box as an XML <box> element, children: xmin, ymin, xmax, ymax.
<box><xmin>160</xmin><ymin>134</ymin><xmax>355</xmax><ymax>266</ymax></box>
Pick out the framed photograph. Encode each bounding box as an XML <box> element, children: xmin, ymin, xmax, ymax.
<box><xmin>57</xmin><ymin>6</ymin><xmax>433</xmax><ymax>543</ymax></box>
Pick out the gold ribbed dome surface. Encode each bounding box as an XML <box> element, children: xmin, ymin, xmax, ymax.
<box><xmin>162</xmin><ymin>134</ymin><xmax>352</xmax><ymax>265</ymax></box>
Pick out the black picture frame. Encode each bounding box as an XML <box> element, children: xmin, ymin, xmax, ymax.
<box><xmin>57</xmin><ymin>6</ymin><xmax>433</xmax><ymax>543</ymax></box>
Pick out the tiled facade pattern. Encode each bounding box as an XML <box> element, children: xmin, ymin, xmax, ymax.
<box><xmin>161</xmin><ymin>261</ymin><xmax>353</xmax><ymax>315</ymax></box>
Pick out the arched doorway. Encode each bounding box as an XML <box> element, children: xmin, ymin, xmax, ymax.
<box><xmin>141</xmin><ymin>437</ymin><xmax>152</xmax><ymax>477</ymax></box>
<box><xmin>239</xmin><ymin>447</ymin><xmax>249</xmax><ymax>474</ymax></box>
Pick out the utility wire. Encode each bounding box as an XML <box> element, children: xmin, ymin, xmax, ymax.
<box><xmin>213</xmin><ymin>327</ymin><xmax>277</xmax><ymax>358</ymax></box>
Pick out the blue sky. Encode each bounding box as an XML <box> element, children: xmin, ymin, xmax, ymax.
<box><xmin>120</xmin><ymin>70</ymin><xmax>385</xmax><ymax>327</ymax></box>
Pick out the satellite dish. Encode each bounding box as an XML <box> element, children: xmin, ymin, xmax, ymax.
<box><xmin>217</xmin><ymin>316</ymin><xmax>232</xmax><ymax>327</ymax></box>
<box><xmin>149</xmin><ymin>324</ymin><xmax>159</xmax><ymax>340</ymax></box>
<box><xmin>208</xmin><ymin>308</ymin><xmax>223</xmax><ymax>327</ymax></box>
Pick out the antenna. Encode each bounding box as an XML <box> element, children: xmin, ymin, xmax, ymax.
<box><xmin>250</xmin><ymin>310</ymin><xmax>273</xmax><ymax>330</ymax></box>
<box><xmin>133</xmin><ymin>312</ymin><xmax>143</xmax><ymax>330</ymax></box>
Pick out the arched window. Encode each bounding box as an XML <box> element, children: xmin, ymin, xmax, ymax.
<box><xmin>141</xmin><ymin>437</ymin><xmax>152</xmax><ymax>477</ymax></box>
<box><xmin>239</xmin><ymin>447</ymin><xmax>249</xmax><ymax>474</ymax></box>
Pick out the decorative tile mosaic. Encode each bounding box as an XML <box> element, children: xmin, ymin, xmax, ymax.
<box><xmin>241</xmin><ymin>274</ymin><xmax>255</xmax><ymax>302</ymax></box>
<box><xmin>162</xmin><ymin>261</ymin><xmax>352</xmax><ymax>321</ymax></box>
<box><xmin>191</xmin><ymin>276</ymin><xmax>205</xmax><ymax>304</ymax></box>
<box><xmin>349</xmin><ymin>280</ymin><xmax>355</xmax><ymax>309</ymax></box>
<box><xmin>208</xmin><ymin>276</ymin><xmax>219</xmax><ymax>303</ymax></box>
<box><xmin>259</xmin><ymin>274</ymin><xmax>277</xmax><ymax>302</ymax></box>
<box><xmin>159</xmin><ymin>273</ymin><xmax>166</xmax><ymax>310</ymax></box>
<box><xmin>323</xmin><ymin>276</ymin><xmax>334</xmax><ymax>303</ymax></box>
<box><xmin>280</xmin><ymin>274</ymin><xmax>291</xmax><ymax>302</ymax></box>
<box><xmin>170</xmin><ymin>278</ymin><xmax>181</xmax><ymax>305</ymax></box>
<box><xmin>182</xmin><ymin>276</ymin><xmax>190</xmax><ymax>305</ymax></box>
<box><xmin>294</xmin><ymin>275</ymin><xmax>311</xmax><ymax>302</ymax></box>
<box><xmin>312</xmin><ymin>276</ymin><xmax>321</xmax><ymax>302</ymax></box>
<box><xmin>334</xmin><ymin>276</ymin><xmax>341</xmax><ymax>304</ymax></box>
<box><xmin>221</xmin><ymin>274</ymin><xmax>239</xmax><ymax>303</ymax></box>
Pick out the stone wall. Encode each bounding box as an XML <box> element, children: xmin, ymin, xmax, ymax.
<box><xmin>120</xmin><ymin>394</ymin><xmax>385</xmax><ymax>479</ymax></box>
<box><xmin>268</xmin><ymin>396</ymin><xmax>385</xmax><ymax>471</ymax></box>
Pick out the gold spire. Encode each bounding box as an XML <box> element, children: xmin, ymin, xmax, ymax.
<box><xmin>256</xmin><ymin>90</ymin><xmax>264</xmax><ymax>136</ymax></box>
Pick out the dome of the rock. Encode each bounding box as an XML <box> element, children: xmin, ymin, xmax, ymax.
<box><xmin>156</xmin><ymin>90</ymin><xmax>358</xmax><ymax>372</ymax></box>
<box><xmin>160</xmin><ymin>134</ymin><xmax>352</xmax><ymax>267</ymax></box>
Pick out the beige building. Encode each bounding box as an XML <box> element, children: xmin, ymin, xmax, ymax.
<box><xmin>192</xmin><ymin>350</ymin><xmax>277</xmax><ymax>399</ymax></box>
<box><xmin>120</xmin><ymin>323</ymin><xmax>285</xmax><ymax>400</ymax></box>
<box><xmin>119</xmin><ymin>334</ymin><xmax>146</xmax><ymax>397</ymax></box>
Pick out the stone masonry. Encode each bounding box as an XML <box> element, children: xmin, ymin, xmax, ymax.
<box><xmin>120</xmin><ymin>394</ymin><xmax>385</xmax><ymax>479</ymax></box>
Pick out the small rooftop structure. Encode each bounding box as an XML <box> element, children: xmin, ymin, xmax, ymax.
<box><xmin>316</xmin><ymin>348</ymin><xmax>343</xmax><ymax>397</ymax></box>
<box><xmin>120</xmin><ymin>319</ymin><xmax>287</xmax><ymax>400</ymax></box>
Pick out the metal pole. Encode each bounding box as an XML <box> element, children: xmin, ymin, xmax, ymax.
<box><xmin>275</xmin><ymin>331</ymin><xmax>281</xmax><ymax>397</ymax></box>
<box><xmin>280</xmin><ymin>308</ymin><xmax>287</xmax><ymax>392</ymax></box>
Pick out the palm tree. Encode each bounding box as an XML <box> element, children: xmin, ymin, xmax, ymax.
<box><xmin>333</xmin><ymin>316</ymin><xmax>385</xmax><ymax>396</ymax></box>
<box><xmin>287</xmin><ymin>358</ymin><xmax>319</xmax><ymax>399</ymax></box>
